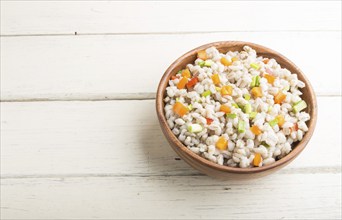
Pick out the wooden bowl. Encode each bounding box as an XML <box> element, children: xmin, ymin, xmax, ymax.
<box><xmin>156</xmin><ymin>41</ymin><xmax>317</xmax><ymax>179</ymax></box>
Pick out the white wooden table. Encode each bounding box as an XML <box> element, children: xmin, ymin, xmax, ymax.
<box><xmin>1</xmin><ymin>1</ymin><xmax>341</xmax><ymax>219</ymax></box>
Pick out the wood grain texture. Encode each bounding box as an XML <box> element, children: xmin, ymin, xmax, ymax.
<box><xmin>1</xmin><ymin>1</ymin><xmax>341</xmax><ymax>219</ymax></box>
<box><xmin>1</xmin><ymin>97</ymin><xmax>340</xmax><ymax>177</ymax></box>
<box><xmin>1</xmin><ymin>31</ymin><xmax>341</xmax><ymax>101</ymax></box>
<box><xmin>1</xmin><ymin>1</ymin><xmax>340</xmax><ymax>35</ymax></box>
<box><xmin>1</xmin><ymin>174</ymin><xmax>341</xmax><ymax>219</ymax></box>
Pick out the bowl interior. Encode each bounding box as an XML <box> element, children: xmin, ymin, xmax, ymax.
<box><xmin>156</xmin><ymin>41</ymin><xmax>317</xmax><ymax>173</ymax></box>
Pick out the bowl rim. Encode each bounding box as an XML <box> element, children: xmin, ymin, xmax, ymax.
<box><xmin>156</xmin><ymin>41</ymin><xmax>317</xmax><ymax>174</ymax></box>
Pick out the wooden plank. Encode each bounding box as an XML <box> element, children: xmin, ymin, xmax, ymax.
<box><xmin>1</xmin><ymin>174</ymin><xmax>341</xmax><ymax>219</ymax></box>
<box><xmin>1</xmin><ymin>97</ymin><xmax>340</xmax><ymax>176</ymax></box>
<box><xmin>1</xmin><ymin>31</ymin><xmax>341</xmax><ymax>101</ymax></box>
<box><xmin>1</xmin><ymin>1</ymin><xmax>340</xmax><ymax>35</ymax></box>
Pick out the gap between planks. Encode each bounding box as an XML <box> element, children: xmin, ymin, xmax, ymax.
<box><xmin>0</xmin><ymin>93</ymin><xmax>340</xmax><ymax>103</ymax></box>
<box><xmin>1</xmin><ymin>166</ymin><xmax>341</xmax><ymax>180</ymax></box>
<box><xmin>0</xmin><ymin>93</ymin><xmax>156</xmax><ymax>102</ymax></box>
<box><xmin>1</xmin><ymin>30</ymin><xmax>341</xmax><ymax>38</ymax></box>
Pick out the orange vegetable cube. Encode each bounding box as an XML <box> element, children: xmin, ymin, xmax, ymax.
<box><xmin>211</xmin><ymin>74</ymin><xmax>220</xmax><ymax>85</ymax></box>
<box><xmin>173</xmin><ymin>102</ymin><xmax>189</xmax><ymax>117</ymax></box>
<box><xmin>250</xmin><ymin>125</ymin><xmax>262</xmax><ymax>135</ymax></box>
<box><xmin>177</xmin><ymin>77</ymin><xmax>188</xmax><ymax>89</ymax></box>
<box><xmin>206</xmin><ymin>118</ymin><xmax>213</xmax><ymax>125</ymax></box>
<box><xmin>274</xmin><ymin>91</ymin><xmax>286</xmax><ymax>104</ymax></box>
<box><xmin>220</xmin><ymin>57</ymin><xmax>232</xmax><ymax>66</ymax></box>
<box><xmin>251</xmin><ymin>87</ymin><xmax>262</xmax><ymax>98</ymax></box>
<box><xmin>181</xmin><ymin>69</ymin><xmax>191</xmax><ymax>78</ymax></box>
<box><xmin>263</xmin><ymin>58</ymin><xmax>270</xmax><ymax>64</ymax></box>
<box><xmin>220</xmin><ymin>105</ymin><xmax>231</xmax><ymax>113</ymax></box>
<box><xmin>221</xmin><ymin>85</ymin><xmax>233</xmax><ymax>96</ymax></box>
<box><xmin>276</xmin><ymin>115</ymin><xmax>285</xmax><ymax>127</ymax></box>
<box><xmin>253</xmin><ymin>153</ymin><xmax>262</xmax><ymax>166</ymax></box>
<box><xmin>216</xmin><ymin>136</ymin><xmax>228</xmax><ymax>150</ymax></box>
<box><xmin>197</xmin><ymin>50</ymin><xmax>207</xmax><ymax>60</ymax></box>
<box><xmin>264</xmin><ymin>74</ymin><xmax>275</xmax><ymax>85</ymax></box>
<box><xmin>186</xmin><ymin>77</ymin><xmax>198</xmax><ymax>89</ymax></box>
<box><xmin>231</xmin><ymin>57</ymin><xmax>238</xmax><ymax>62</ymax></box>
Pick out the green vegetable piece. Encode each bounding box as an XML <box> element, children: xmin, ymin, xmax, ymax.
<box><xmin>198</xmin><ymin>61</ymin><xmax>205</xmax><ymax>67</ymax></box>
<box><xmin>188</xmin><ymin>104</ymin><xmax>193</xmax><ymax>111</ymax></box>
<box><xmin>238</xmin><ymin>120</ymin><xmax>245</xmax><ymax>133</ymax></box>
<box><xmin>244</xmin><ymin>103</ymin><xmax>252</xmax><ymax>114</ymax></box>
<box><xmin>269</xmin><ymin>118</ymin><xmax>278</xmax><ymax>127</ymax></box>
<box><xmin>244</xmin><ymin>94</ymin><xmax>251</xmax><ymax>100</ymax></box>
<box><xmin>249</xmin><ymin>111</ymin><xmax>257</xmax><ymax>119</ymax></box>
<box><xmin>176</xmin><ymin>97</ymin><xmax>180</xmax><ymax>102</ymax></box>
<box><xmin>260</xmin><ymin>141</ymin><xmax>270</xmax><ymax>148</ymax></box>
<box><xmin>250</xmin><ymin>63</ymin><xmax>260</xmax><ymax>70</ymax></box>
<box><xmin>255</xmin><ymin>75</ymin><xmax>260</xmax><ymax>86</ymax></box>
<box><xmin>232</xmin><ymin>103</ymin><xmax>239</xmax><ymax>108</ymax></box>
<box><xmin>204</xmin><ymin>60</ymin><xmax>212</xmax><ymax>67</ymax></box>
<box><xmin>202</xmin><ymin>90</ymin><xmax>211</xmax><ymax>97</ymax></box>
<box><xmin>251</xmin><ymin>75</ymin><xmax>260</xmax><ymax>87</ymax></box>
<box><xmin>177</xmin><ymin>70</ymin><xmax>182</xmax><ymax>74</ymax></box>
<box><xmin>226</xmin><ymin>113</ymin><xmax>237</xmax><ymax>119</ymax></box>
<box><xmin>293</xmin><ymin>100</ymin><xmax>307</xmax><ymax>113</ymax></box>
<box><xmin>251</xmin><ymin>76</ymin><xmax>257</xmax><ymax>87</ymax></box>
<box><xmin>188</xmin><ymin>124</ymin><xmax>203</xmax><ymax>133</ymax></box>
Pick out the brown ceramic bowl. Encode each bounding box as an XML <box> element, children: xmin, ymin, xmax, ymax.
<box><xmin>156</xmin><ymin>41</ymin><xmax>317</xmax><ymax>179</ymax></box>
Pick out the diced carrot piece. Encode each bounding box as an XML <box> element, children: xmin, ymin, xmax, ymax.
<box><xmin>231</xmin><ymin>57</ymin><xmax>238</xmax><ymax>62</ymax></box>
<box><xmin>186</xmin><ymin>77</ymin><xmax>198</xmax><ymax>89</ymax></box>
<box><xmin>274</xmin><ymin>91</ymin><xmax>286</xmax><ymax>104</ymax></box>
<box><xmin>173</xmin><ymin>102</ymin><xmax>189</xmax><ymax>117</ymax></box>
<box><xmin>216</xmin><ymin>136</ymin><xmax>228</xmax><ymax>150</ymax></box>
<box><xmin>250</xmin><ymin>125</ymin><xmax>262</xmax><ymax>135</ymax></box>
<box><xmin>253</xmin><ymin>153</ymin><xmax>262</xmax><ymax>166</ymax></box>
<box><xmin>251</xmin><ymin>87</ymin><xmax>262</xmax><ymax>98</ymax></box>
<box><xmin>263</xmin><ymin>58</ymin><xmax>270</xmax><ymax>64</ymax></box>
<box><xmin>177</xmin><ymin>77</ymin><xmax>188</xmax><ymax>89</ymax></box>
<box><xmin>220</xmin><ymin>105</ymin><xmax>231</xmax><ymax>113</ymax></box>
<box><xmin>264</xmin><ymin>74</ymin><xmax>275</xmax><ymax>85</ymax></box>
<box><xmin>206</xmin><ymin>118</ymin><xmax>213</xmax><ymax>125</ymax></box>
<box><xmin>181</xmin><ymin>69</ymin><xmax>191</xmax><ymax>78</ymax></box>
<box><xmin>276</xmin><ymin>115</ymin><xmax>285</xmax><ymax>127</ymax></box>
<box><xmin>220</xmin><ymin>57</ymin><xmax>232</xmax><ymax>66</ymax></box>
<box><xmin>197</xmin><ymin>50</ymin><xmax>207</xmax><ymax>60</ymax></box>
<box><xmin>293</xmin><ymin>123</ymin><xmax>298</xmax><ymax>131</ymax></box>
<box><xmin>221</xmin><ymin>85</ymin><xmax>233</xmax><ymax>96</ymax></box>
<box><xmin>211</xmin><ymin>74</ymin><xmax>220</xmax><ymax>85</ymax></box>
